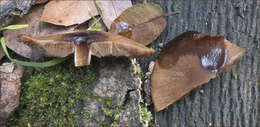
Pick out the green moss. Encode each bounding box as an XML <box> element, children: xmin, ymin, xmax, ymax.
<box><xmin>81</xmin><ymin>112</ymin><xmax>90</xmax><ymax>119</ymax></box>
<box><xmin>106</xmin><ymin>97</ymin><xmax>112</xmax><ymax>106</ymax></box>
<box><xmin>98</xmin><ymin>98</ymin><xmax>103</xmax><ymax>102</ymax></box>
<box><xmin>135</xmin><ymin>64</ymin><xmax>147</xmax><ymax>82</ymax></box>
<box><xmin>6</xmin><ymin>57</ymin><xmax>97</xmax><ymax>126</ymax></box>
<box><xmin>97</xmin><ymin>97</ymin><xmax>121</xmax><ymax>126</ymax></box>
<box><xmin>104</xmin><ymin>107</ymin><xmax>120</xmax><ymax>117</ymax></box>
<box><xmin>140</xmin><ymin>107</ymin><xmax>153</xmax><ymax>122</ymax></box>
<box><xmin>135</xmin><ymin>64</ymin><xmax>142</xmax><ymax>74</ymax></box>
<box><xmin>103</xmin><ymin>107</ymin><xmax>120</xmax><ymax>126</ymax></box>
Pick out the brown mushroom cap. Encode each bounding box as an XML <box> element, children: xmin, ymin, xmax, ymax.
<box><xmin>151</xmin><ymin>31</ymin><xmax>246</xmax><ymax>112</ymax></box>
<box><xmin>19</xmin><ymin>31</ymin><xmax>155</xmax><ymax>67</ymax></box>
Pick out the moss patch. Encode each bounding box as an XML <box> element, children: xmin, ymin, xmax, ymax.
<box><xmin>135</xmin><ymin>64</ymin><xmax>147</xmax><ymax>82</ymax></box>
<box><xmin>6</xmin><ymin>57</ymin><xmax>97</xmax><ymax>126</ymax></box>
<box><xmin>140</xmin><ymin>107</ymin><xmax>153</xmax><ymax>122</ymax></box>
<box><xmin>135</xmin><ymin>64</ymin><xmax>153</xmax><ymax>124</ymax></box>
<box><xmin>102</xmin><ymin>97</ymin><xmax>121</xmax><ymax>126</ymax></box>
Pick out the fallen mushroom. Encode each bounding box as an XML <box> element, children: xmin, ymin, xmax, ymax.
<box><xmin>151</xmin><ymin>31</ymin><xmax>246</xmax><ymax>112</ymax></box>
<box><xmin>19</xmin><ymin>31</ymin><xmax>155</xmax><ymax>67</ymax></box>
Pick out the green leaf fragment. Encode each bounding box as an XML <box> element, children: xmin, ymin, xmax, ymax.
<box><xmin>0</xmin><ymin>24</ymin><xmax>28</xmax><ymax>31</ymax></box>
<box><xmin>87</xmin><ymin>23</ymin><xmax>102</xmax><ymax>31</ymax></box>
<box><xmin>87</xmin><ymin>2</ymin><xmax>103</xmax><ymax>32</ymax></box>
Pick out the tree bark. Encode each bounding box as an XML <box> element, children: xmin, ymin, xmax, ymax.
<box><xmin>135</xmin><ymin>0</ymin><xmax>259</xmax><ymax>126</ymax></box>
<box><xmin>0</xmin><ymin>0</ymin><xmax>33</xmax><ymax>27</ymax></box>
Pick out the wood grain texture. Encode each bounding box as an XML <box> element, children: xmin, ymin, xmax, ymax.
<box><xmin>134</xmin><ymin>0</ymin><xmax>259</xmax><ymax>126</ymax></box>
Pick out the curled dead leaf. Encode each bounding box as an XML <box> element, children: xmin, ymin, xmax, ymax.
<box><xmin>19</xmin><ymin>31</ymin><xmax>155</xmax><ymax>67</ymax></box>
<box><xmin>109</xmin><ymin>3</ymin><xmax>166</xmax><ymax>45</ymax></box>
<box><xmin>151</xmin><ymin>31</ymin><xmax>246</xmax><ymax>112</ymax></box>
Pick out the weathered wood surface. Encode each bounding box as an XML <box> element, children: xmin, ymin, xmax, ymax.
<box><xmin>135</xmin><ymin>0</ymin><xmax>259</xmax><ymax>126</ymax></box>
<box><xmin>0</xmin><ymin>0</ymin><xmax>33</xmax><ymax>27</ymax></box>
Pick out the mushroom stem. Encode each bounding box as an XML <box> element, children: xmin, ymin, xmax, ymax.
<box><xmin>74</xmin><ymin>43</ymin><xmax>91</xmax><ymax>67</ymax></box>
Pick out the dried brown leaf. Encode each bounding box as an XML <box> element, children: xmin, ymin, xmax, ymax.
<box><xmin>96</xmin><ymin>0</ymin><xmax>132</xmax><ymax>28</ymax></box>
<box><xmin>152</xmin><ymin>31</ymin><xmax>246</xmax><ymax>112</ymax></box>
<box><xmin>109</xmin><ymin>3</ymin><xmax>166</xmax><ymax>45</ymax></box>
<box><xmin>41</xmin><ymin>1</ymin><xmax>98</xmax><ymax>26</ymax></box>
<box><xmin>3</xmin><ymin>5</ymin><xmax>76</xmax><ymax>60</ymax></box>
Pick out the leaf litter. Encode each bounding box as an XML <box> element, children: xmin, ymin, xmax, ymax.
<box><xmin>3</xmin><ymin>5</ymin><xmax>77</xmax><ymax>60</ymax></box>
<box><xmin>40</xmin><ymin>0</ymin><xmax>99</xmax><ymax>26</ymax></box>
<box><xmin>0</xmin><ymin>1</ymin><xmax>168</xmax><ymax>124</ymax></box>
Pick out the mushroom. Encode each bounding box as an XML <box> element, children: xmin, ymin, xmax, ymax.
<box><xmin>151</xmin><ymin>31</ymin><xmax>246</xmax><ymax>112</ymax></box>
<box><xmin>19</xmin><ymin>31</ymin><xmax>155</xmax><ymax>66</ymax></box>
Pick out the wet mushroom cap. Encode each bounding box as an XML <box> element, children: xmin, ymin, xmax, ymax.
<box><xmin>151</xmin><ymin>31</ymin><xmax>246</xmax><ymax>112</ymax></box>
